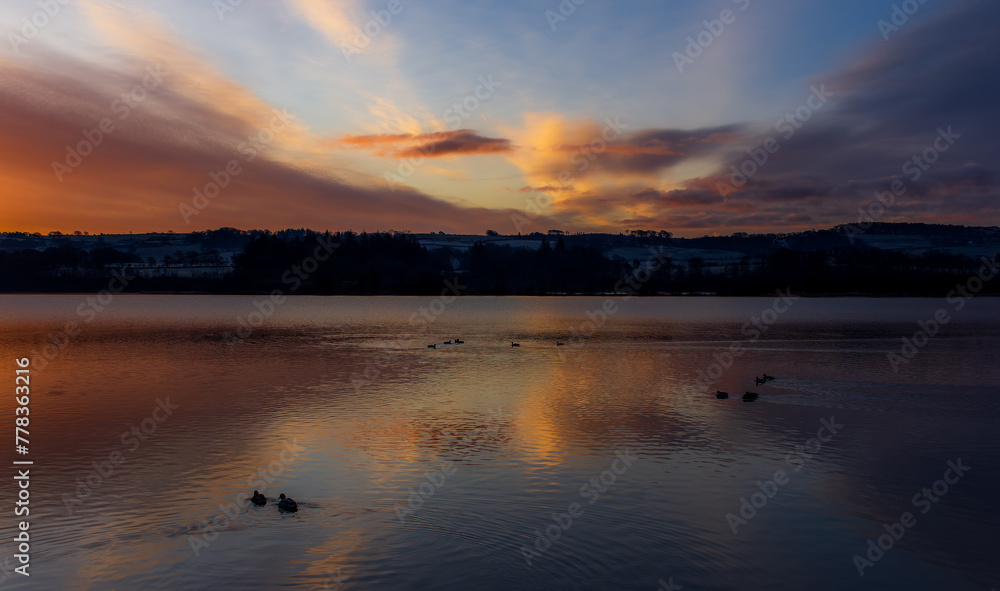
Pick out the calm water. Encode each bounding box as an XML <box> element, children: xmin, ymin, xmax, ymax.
<box><xmin>0</xmin><ymin>295</ymin><xmax>998</xmax><ymax>590</ymax></box>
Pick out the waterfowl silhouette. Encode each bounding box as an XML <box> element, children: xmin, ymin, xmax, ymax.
<box><xmin>556</xmin><ymin>342</ymin><xmax>565</xmax><ymax>346</ymax></box>
<box><xmin>444</xmin><ymin>340</ymin><xmax>453</xmax><ymax>345</ymax></box>
<box><xmin>762</xmin><ymin>373</ymin><xmax>774</xmax><ymax>381</ymax></box>
<box><xmin>754</xmin><ymin>376</ymin><xmax>766</xmax><ymax>386</ymax></box>
<box><xmin>511</xmin><ymin>342</ymin><xmax>520</xmax><ymax>347</ymax></box>
<box><xmin>250</xmin><ymin>490</ymin><xmax>266</xmax><ymax>506</ymax></box>
<box><xmin>716</xmin><ymin>390</ymin><xmax>729</xmax><ymax>399</ymax></box>
<box><xmin>454</xmin><ymin>339</ymin><xmax>464</xmax><ymax>344</ymax></box>
<box><xmin>277</xmin><ymin>493</ymin><xmax>298</xmax><ymax>512</ymax></box>
<box><xmin>743</xmin><ymin>391</ymin><xmax>759</xmax><ymax>402</ymax></box>
<box><xmin>427</xmin><ymin>344</ymin><xmax>436</xmax><ymax>349</ymax></box>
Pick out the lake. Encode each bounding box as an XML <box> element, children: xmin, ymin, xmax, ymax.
<box><xmin>0</xmin><ymin>295</ymin><xmax>998</xmax><ymax>590</ymax></box>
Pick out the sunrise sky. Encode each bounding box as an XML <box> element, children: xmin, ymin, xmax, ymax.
<box><xmin>1</xmin><ymin>0</ymin><xmax>997</xmax><ymax>236</ymax></box>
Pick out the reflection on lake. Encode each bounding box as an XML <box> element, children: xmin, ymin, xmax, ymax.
<box><xmin>0</xmin><ymin>295</ymin><xmax>998</xmax><ymax>590</ymax></box>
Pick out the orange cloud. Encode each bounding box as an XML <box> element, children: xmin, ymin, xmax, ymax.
<box><xmin>498</xmin><ymin>112</ymin><xmax>745</xmax><ymax>230</ymax></box>
<box><xmin>330</xmin><ymin>130</ymin><xmax>513</xmax><ymax>158</ymax></box>
<box><xmin>0</xmin><ymin>53</ymin><xmax>555</xmax><ymax>234</ymax></box>
<box><xmin>337</xmin><ymin>134</ymin><xmax>415</xmax><ymax>147</ymax></box>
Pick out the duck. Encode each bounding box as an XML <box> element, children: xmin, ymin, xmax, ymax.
<box><xmin>743</xmin><ymin>391</ymin><xmax>759</xmax><ymax>402</ymax></box>
<box><xmin>511</xmin><ymin>342</ymin><xmax>520</xmax><ymax>347</ymax></box>
<box><xmin>427</xmin><ymin>343</ymin><xmax>436</xmax><ymax>349</ymax></box>
<box><xmin>277</xmin><ymin>493</ymin><xmax>298</xmax><ymax>512</ymax></box>
<box><xmin>250</xmin><ymin>490</ymin><xmax>266</xmax><ymax>506</ymax></box>
<box><xmin>754</xmin><ymin>376</ymin><xmax>766</xmax><ymax>386</ymax></box>
<box><xmin>444</xmin><ymin>340</ymin><xmax>453</xmax><ymax>345</ymax></box>
<box><xmin>762</xmin><ymin>373</ymin><xmax>774</xmax><ymax>381</ymax></box>
<box><xmin>454</xmin><ymin>339</ymin><xmax>464</xmax><ymax>344</ymax></box>
<box><xmin>716</xmin><ymin>390</ymin><xmax>729</xmax><ymax>399</ymax></box>
<box><xmin>556</xmin><ymin>341</ymin><xmax>565</xmax><ymax>346</ymax></box>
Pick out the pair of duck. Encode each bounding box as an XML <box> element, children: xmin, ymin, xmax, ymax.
<box><xmin>716</xmin><ymin>390</ymin><xmax>759</xmax><ymax>401</ymax></box>
<box><xmin>250</xmin><ymin>490</ymin><xmax>297</xmax><ymax>512</ymax></box>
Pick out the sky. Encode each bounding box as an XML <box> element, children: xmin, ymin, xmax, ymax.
<box><xmin>0</xmin><ymin>0</ymin><xmax>997</xmax><ymax>237</ymax></box>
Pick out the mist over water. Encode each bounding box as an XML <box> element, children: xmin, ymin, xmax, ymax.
<box><xmin>1</xmin><ymin>295</ymin><xmax>997</xmax><ymax>590</ymax></box>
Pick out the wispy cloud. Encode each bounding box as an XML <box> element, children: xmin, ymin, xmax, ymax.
<box><xmin>287</xmin><ymin>0</ymin><xmax>357</xmax><ymax>48</ymax></box>
<box><xmin>0</xmin><ymin>47</ymin><xmax>539</xmax><ymax>233</ymax></box>
<box><xmin>1</xmin><ymin>0</ymin><xmax>997</xmax><ymax>236</ymax></box>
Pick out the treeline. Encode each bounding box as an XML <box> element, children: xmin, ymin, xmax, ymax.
<box><xmin>703</xmin><ymin>248</ymin><xmax>1000</xmax><ymax>296</ymax></box>
<box><xmin>229</xmin><ymin>232</ymin><xmax>634</xmax><ymax>295</ymax></box>
<box><xmin>0</xmin><ymin>229</ymin><xmax>997</xmax><ymax>296</ymax></box>
<box><xmin>0</xmin><ymin>246</ymin><xmax>144</xmax><ymax>292</ymax></box>
<box><xmin>465</xmin><ymin>238</ymin><xmax>622</xmax><ymax>294</ymax></box>
<box><xmin>230</xmin><ymin>230</ymin><xmax>446</xmax><ymax>294</ymax></box>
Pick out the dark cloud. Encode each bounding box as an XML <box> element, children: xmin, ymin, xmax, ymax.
<box><xmin>557</xmin><ymin>125</ymin><xmax>746</xmax><ymax>177</ymax></box>
<box><xmin>334</xmin><ymin>130</ymin><xmax>513</xmax><ymax>158</ymax></box>
<box><xmin>712</xmin><ymin>0</ymin><xmax>1000</xmax><ymax>217</ymax></box>
<box><xmin>565</xmin><ymin>0</ymin><xmax>1000</xmax><ymax>234</ymax></box>
<box><xmin>396</xmin><ymin>131</ymin><xmax>512</xmax><ymax>158</ymax></box>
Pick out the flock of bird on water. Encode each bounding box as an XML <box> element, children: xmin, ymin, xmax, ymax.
<box><xmin>425</xmin><ymin>338</ymin><xmax>776</xmax><ymax>402</ymax></box>
<box><xmin>247</xmin><ymin>358</ymin><xmax>774</xmax><ymax>511</ymax></box>
<box><xmin>718</xmin><ymin>373</ymin><xmax>775</xmax><ymax>401</ymax></box>
<box><xmin>425</xmin><ymin>339</ymin><xmax>573</xmax><ymax>349</ymax></box>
